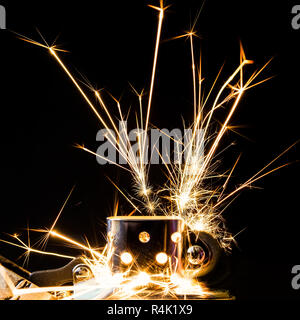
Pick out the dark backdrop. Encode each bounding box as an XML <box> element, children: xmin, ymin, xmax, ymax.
<box><xmin>0</xmin><ymin>0</ymin><xmax>299</xmax><ymax>300</ymax></box>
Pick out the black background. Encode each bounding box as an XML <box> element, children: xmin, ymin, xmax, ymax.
<box><xmin>0</xmin><ymin>0</ymin><xmax>299</xmax><ymax>300</ymax></box>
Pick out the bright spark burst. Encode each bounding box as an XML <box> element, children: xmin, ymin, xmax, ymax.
<box><xmin>1</xmin><ymin>1</ymin><xmax>297</xmax><ymax>300</ymax></box>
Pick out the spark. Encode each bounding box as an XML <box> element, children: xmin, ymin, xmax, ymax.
<box><xmin>143</xmin><ymin>1</ymin><xmax>166</xmax><ymax>155</ymax></box>
<box><xmin>37</xmin><ymin>185</ymin><xmax>76</xmax><ymax>250</ymax></box>
<box><xmin>49</xmin><ymin>230</ymin><xmax>103</xmax><ymax>260</ymax></box>
<box><xmin>0</xmin><ymin>237</ymin><xmax>75</xmax><ymax>260</ymax></box>
<box><xmin>106</xmin><ymin>176</ymin><xmax>142</xmax><ymax>214</ymax></box>
<box><xmin>215</xmin><ymin>141</ymin><xmax>299</xmax><ymax>208</ymax></box>
<box><xmin>219</xmin><ymin>153</ymin><xmax>242</xmax><ymax>199</ymax></box>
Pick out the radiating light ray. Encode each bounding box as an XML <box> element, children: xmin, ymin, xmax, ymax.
<box><xmin>129</xmin><ymin>83</ymin><xmax>145</xmax><ymax>132</ymax></box>
<box><xmin>106</xmin><ymin>176</ymin><xmax>142</xmax><ymax>214</ymax></box>
<box><xmin>49</xmin><ymin>185</ymin><xmax>76</xmax><ymax>233</ymax></box>
<box><xmin>75</xmin><ymin>144</ymin><xmax>132</xmax><ymax>173</ymax></box>
<box><xmin>13</xmin><ymin>286</ymin><xmax>76</xmax><ymax>296</ymax></box>
<box><xmin>189</xmin><ymin>32</ymin><xmax>197</xmax><ymax>121</ymax></box>
<box><xmin>215</xmin><ymin>161</ymin><xmax>295</xmax><ymax>209</ymax></box>
<box><xmin>113</xmin><ymin>199</ymin><xmax>119</xmax><ymax>217</ymax></box>
<box><xmin>0</xmin><ymin>238</ymin><xmax>75</xmax><ymax>260</ymax></box>
<box><xmin>34</xmin><ymin>185</ymin><xmax>77</xmax><ymax>251</ymax></box>
<box><xmin>143</xmin><ymin>2</ymin><xmax>166</xmax><ymax>156</ymax></box>
<box><xmin>219</xmin><ymin>153</ymin><xmax>242</xmax><ymax>199</ymax></box>
<box><xmin>215</xmin><ymin>141</ymin><xmax>299</xmax><ymax>208</ymax></box>
<box><xmin>48</xmin><ymin>48</ymin><xmax>112</xmax><ymax>131</ymax></box>
<box><xmin>49</xmin><ymin>230</ymin><xmax>103</xmax><ymax>259</ymax></box>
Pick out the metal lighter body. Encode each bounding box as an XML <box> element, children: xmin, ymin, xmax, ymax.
<box><xmin>107</xmin><ymin>216</ymin><xmax>184</xmax><ymax>274</ymax></box>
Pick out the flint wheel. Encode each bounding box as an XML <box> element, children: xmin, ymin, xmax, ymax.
<box><xmin>184</xmin><ymin>231</ymin><xmax>223</xmax><ymax>280</ymax></box>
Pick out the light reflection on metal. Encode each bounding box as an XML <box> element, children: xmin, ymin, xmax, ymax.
<box><xmin>187</xmin><ymin>245</ymin><xmax>205</xmax><ymax>265</ymax></box>
<box><xmin>120</xmin><ymin>252</ymin><xmax>133</xmax><ymax>265</ymax></box>
<box><xmin>155</xmin><ymin>252</ymin><xmax>168</xmax><ymax>265</ymax></box>
<box><xmin>171</xmin><ymin>232</ymin><xmax>181</xmax><ymax>243</ymax></box>
<box><xmin>138</xmin><ymin>231</ymin><xmax>150</xmax><ymax>243</ymax></box>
